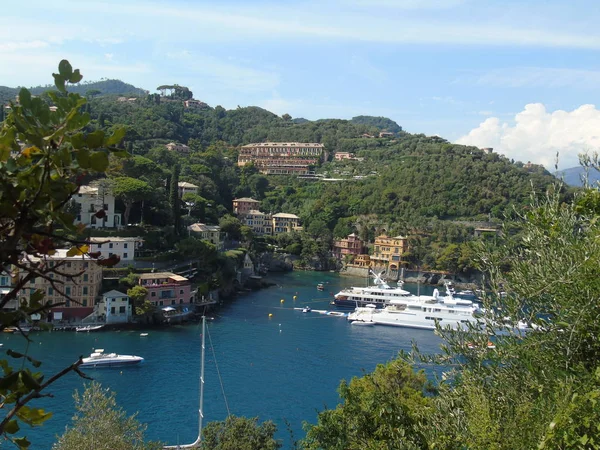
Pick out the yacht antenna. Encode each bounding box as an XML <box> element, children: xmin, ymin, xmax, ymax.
<box><xmin>164</xmin><ymin>315</ymin><xmax>205</xmax><ymax>449</ymax></box>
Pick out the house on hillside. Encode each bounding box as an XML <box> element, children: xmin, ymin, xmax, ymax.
<box><xmin>178</xmin><ymin>181</ymin><xmax>199</xmax><ymax>197</ymax></box>
<box><xmin>138</xmin><ymin>272</ymin><xmax>194</xmax><ymax>307</ymax></box>
<box><xmin>73</xmin><ymin>184</ymin><xmax>121</xmax><ymax>229</ymax></box>
<box><xmin>98</xmin><ymin>290</ymin><xmax>132</xmax><ymax>324</ymax></box>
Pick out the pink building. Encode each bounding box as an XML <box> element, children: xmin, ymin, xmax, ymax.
<box><xmin>334</xmin><ymin>152</ymin><xmax>355</xmax><ymax>161</ymax></box>
<box><xmin>138</xmin><ymin>272</ymin><xmax>194</xmax><ymax>307</ymax></box>
<box><xmin>333</xmin><ymin>233</ymin><xmax>365</xmax><ymax>259</ymax></box>
<box><xmin>233</xmin><ymin>197</ymin><xmax>261</xmax><ymax>217</ymax></box>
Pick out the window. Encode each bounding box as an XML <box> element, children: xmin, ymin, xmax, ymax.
<box><xmin>83</xmin><ymin>262</ymin><xmax>88</xmax><ymax>269</ymax></box>
<box><xmin>66</xmin><ymin>286</ymin><xmax>71</xmax><ymax>295</ymax></box>
<box><xmin>48</xmin><ymin>287</ymin><xmax>53</xmax><ymax>295</ymax></box>
<box><xmin>83</xmin><ymin>274</ymin><xmax>88</xmax><ymax>282</ymax></box>
<box><xmin>109</xmin><ymin>243</ymin><xmax>113</xmax><ymax>249</ymax></box>
<box><xmin>171</xmin><ymin>300</ymin><xmax>175</xmax><ymax>305</ymax></box>
<box><xmin>179</xmin><ymin>289</ymin><xmax>184</xmax><ymax>294</ymax></box>
<box><xmin>82</xmin><ymin>299</ymin><xmax>87</xmax><ymax>306</ymax></box>
<box><xmin>159</xmin><ymin>301</ymin><xmax>164</xmax><ymax>306</ymax></box>
<box><xmin>124</xmin><ymin>243</ymin><xmax>128</xmax><ymax>249</ymax></box>
<box><xmin>104</xmin><ymin>203</ymin><xmax>109</xmax><ymax>211</ymax></box>
<box><xmin>83</xmin><ymin>287</ymin><xmax>88</xmax><ymax>295</ymax></box>
<box><xmin>97</xmin><ymin>243</ymin><xmax>102</xmax><ymax>248</ymax></box>
<box><xmin>119</xmin><ymin>306</ymin><xmax>126</xmax><ymax>314</ymax></box>
<box><xmin>111</xmin><ymin>307</ymin><xmax>115</xmax><ymax>314</ymax></box>
<box><xmin>124</xmin><ymin>253</ymin><xmax>128</xmax><ymax>259</ymax></box>
<box><xmin>151</xmin><ymin>292</ymin><xmax>156</xmax><ymax>297</ymax></box>
<box><xmin>65</xmin><ymin>300</ymin><xmax>70</xmax><ymax>307</ymax></box>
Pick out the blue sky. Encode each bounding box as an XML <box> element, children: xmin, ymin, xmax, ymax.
<box><xmin>3</xmin><ymin>0</ymin><xmax>600</xmax><ymax>169</ymax></box>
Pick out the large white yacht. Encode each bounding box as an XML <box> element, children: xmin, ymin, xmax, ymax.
<box><xmin>347</xmin><ymin>288</ymin><xmax>482</xmax><ymax>331</ymax></box>
<box><xmin>333</xmin><ymin>271</ymin><xmax>416</xmax><ymax>308</ymax></box>
<box><xmin>80</xmin><ymin>349</ymin><xmax>144</xmax><ymax>368</ymax></box>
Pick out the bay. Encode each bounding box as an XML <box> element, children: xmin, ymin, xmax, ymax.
<box><xmin>0</xmin><ymin>271</ymin><xmax>443</xmax><ymax>449</ymax></box>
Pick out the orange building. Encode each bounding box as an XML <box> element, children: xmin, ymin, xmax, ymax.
<box><xmin>237</xmin><ymin>142</ymin><xmax>325</xmax><ymax>175</ymax></box>
<box><xmin>333</xmin><ymin>233</ymin><xmax>365</xmax><ymax>259</ymax></box>
<box><xmin>371</xmin><ymin>235</ymin><xmax>408</xmax><ymax>270</ymax></box>
<box><xmin>233</xmin><ymin>197</ymin><xmax>261</xmax><ymax>217</ymax></box>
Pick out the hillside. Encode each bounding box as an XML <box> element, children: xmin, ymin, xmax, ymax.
<box><xmin>0</xmin><ymin>79</ymin><xmax>147</xmax><ymax>104</ymax></box>
<box><xmin>555</xmin><ymin>166</ymin><xmax>600</xmax><ymax>187</ymax></box>
<box><xmin>78</xmin><ymin>94</ymin><xmax>566</xmax><ymax>233</ymax></box>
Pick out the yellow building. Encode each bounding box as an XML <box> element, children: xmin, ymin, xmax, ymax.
<box><xmin>272</xmin><ymin>213</ymin><xmax>302</xmax><ymax>234</ymax></box>
<box><xmin>371</xmin><ymin>235</ymin><xmax>408</xmax><ymax>270</ymax></box>
<box><xmin>187</xmin><ymin>223</ymin><xmax>224</xmax><ymax>250</ymax></box>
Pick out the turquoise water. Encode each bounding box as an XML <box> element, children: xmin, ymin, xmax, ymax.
<box><xmin>1</xmin><ymin>272</ymin><xmax>443</xmax><ymax>449</ymax></box>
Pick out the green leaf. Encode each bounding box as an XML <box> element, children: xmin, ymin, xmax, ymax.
<box><xmin>12</xmin><ymin>436</ymin><xmax>31</xmax><ymax>448</ymax></box>
<box><xmin>4</xmin><ymin>419</ymin><xmax>20</xmax><ymax>435</ymax></box>
<box><xmin>53</xmin><ymin>73</ymin><xmax>66</xmax><ymax>93</ymax></box>
<box><xmin>0</xmin><ymin>371</ymin><xmax>19</xmax><ymax>389</ymax></box>
<box><xmin>106</xmin><ymin>127</ymin><xmax>126</xmax><ymax>146</ymax></box>
<box><xmin>58</xmin><ymin>60</ymin><xmax>73</xmax><ymax>78</ymax></box>
<box><xmin>71</xmin><ymin>133</ymin><xmax>85</xmax><ymax>150</ymax></box>
<box><xmin>90</xmin><ymin>151</ymin><xmax>109</xmax><ymax>172</ymax></box>
<box><xmin>18</xmin><ymin>88</ymin><xmax>31</xmax><ymax>108</ymax></box>
<box><xmin>69</xmin><ymin>68</ymin><xmax>83</xmax><ymax>84</ymax></box>
<box><xmin>86</xmin><ymin>130</ymin><xmax>104</xmax><ymax>149</ymax></box>
<box><xmin>19</xmin><ymin>371</ymin><xmax>40</xmax><ymax>391</ymax></box>
<box><xmin>76</xmin><ymin>148</ymin><xmax>91</xmax><ymax>169</ymax></box>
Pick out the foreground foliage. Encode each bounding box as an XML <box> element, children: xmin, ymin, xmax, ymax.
<box><xmin>53</xmin><ymin>382</ymin><xmax>162</xmax><ymax>450</ymax></box>
<box><xmin>304</xmin><ymin>186</ymin><xmax>600</xmax><ymax>449</ymax></box>
<box><xmin>0</xmin><ymin>60</ymin><xmax>125</xmax><ymax>448</ymax></box>
<box><xmin>199</xmin><ymin>415</ymin><xmax>281</xmax><ymax>450</ymax></box>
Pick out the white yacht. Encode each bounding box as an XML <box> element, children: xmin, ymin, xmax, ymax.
<box><xmin>80</xmin><ymin>349</ymin><xmax>144</xmax><ymax>368</ymax></box>
<box><xmin>333</xmin><ymin>271</ymin><xmax>416</xmax><ymax>308</ymax></box>
<box><xmin>347</xmin><ymin>289</ymin><xmax>482</xmax><ymax>331</ymax></box>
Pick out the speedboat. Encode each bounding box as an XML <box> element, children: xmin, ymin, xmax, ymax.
<box><xmin>302</xmin><ymin>306</ymin><xmax>311</xmax><ymax>313</ymax></box>
<box><xmin>350</xmin><ymin>320</ymin><xmax>374</xmax><ymax>326</ymax></box>
<box><xmin>317</xmin><ymin>283</ymin><xmax>325</xmax><ymax>291</ymax></box>
<box><xmin>76</xmin><ymin>325</ymin><xmax>104</xmax><ymax>332</ymax></box>
<box><xmin>80</xmin><ymin>349</ymin><xmax>144</xmax><ymax>368</ymax></box>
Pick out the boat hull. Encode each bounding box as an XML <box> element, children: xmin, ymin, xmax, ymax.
<box><xmin>80</xmin><ymin>357</ymin><xmax>144</xmax><ymax>368</ymax></box>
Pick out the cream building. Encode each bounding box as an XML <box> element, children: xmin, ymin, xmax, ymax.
<box><xmin>22</xmin><ymin>249</ymin><xmax>103</xmax><ymax>321</ymax></box>
<box><xmin>88</xmin><ymin>237</ymin><xmax>144</xmax><ymax>262</ymax></box>
<box><xmin>187</xmin><ymin>223</ymin><xmax>223</xmax><ymax>250</ymax></box>
<box><xmin>73</xmin><ymin>184</ymin><xmax>121</xmax><ymax>229</ymax></box>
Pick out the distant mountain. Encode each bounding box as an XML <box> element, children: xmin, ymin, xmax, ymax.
<box><xmin>555</xmin><ymin>166</ymin><xmax>600</xmax><ymax>187</ymax></box>
<box><xmin>350</xmin><ymin>115</ymin><xmax>402</xmax><ymax>133</ymax></box>
<box><xmin>0</xmin><ymin>79</ymin><xmax>148</xmax><ymax>104</ymax></box>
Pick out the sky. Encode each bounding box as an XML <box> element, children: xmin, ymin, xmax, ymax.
<box><xmin>3</xmin><ymin>0</ymin><xmax>600</xmax><ymax>170</ymax></box>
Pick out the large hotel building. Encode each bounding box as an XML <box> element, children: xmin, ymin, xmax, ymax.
<box><xmin>237</xmin><ymin>142</ymin><xmax>325</xmax><ymax>175</ymax></box>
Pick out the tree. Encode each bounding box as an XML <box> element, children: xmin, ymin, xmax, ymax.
<box><xmin>200</xmin><ymin>415</ymin><xmax>281</xmax><ymax>450</ymax></box>
<box><xmin>0</xmin><ymin>60</ymin><xmax>126</xmax><ymax>447</ymax></box>
<box><xmin>127</xmin><ymin>285</ymin><xmax>148</xmax><ymax>308</ymax></box>
<box><xmin>169</xmin><ymin>164</ymin><xmax>181</xmax><ymax>233</ymax></box>
<box><xmin>53</xmin><ymin>382</ymin><xmax>162</xmax><ymax>450</ymax></box>
<box><xmin>303</xmin><ymin>359</ymin><xmax>432</xmax><ymax>450</ymax></box>
<box><xmin>112</xmin><ymin>177</ymin><xmax>153</xmax><ymax>226</ymax></box>
<box><xmin>219</xmin><ymin>215</ymin><xmax>243</xmax><ymax>241</ymax></box>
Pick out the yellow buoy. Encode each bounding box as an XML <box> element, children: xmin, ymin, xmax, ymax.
<box><xmin>269</xmin><ymin>313</ymin><xmax>273</xmax><ymax>318</ymax></box>
<box><xmin>280</xmin><ymin>299</ymin><xmax>284</xmax><ymax>303</ymax></box>
<box><xmin>293</xmin><ymin>296</ymin><xmax>297</xmax><ymax>300</ymax></box>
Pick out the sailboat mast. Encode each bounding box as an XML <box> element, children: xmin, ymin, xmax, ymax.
<box><xmin>163</xmin><ymin>315</ymin><xmax>205</xmax><ymax>449</ymax></box>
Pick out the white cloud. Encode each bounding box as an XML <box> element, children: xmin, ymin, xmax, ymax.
<box><xmin>0</xmin><ymin>40</ymin><xmax>49</xmax><ymax>52</ymax></box>
<box><xmin>456</xmin><ymin>103</ymin><xmax>600</xmax><ymax>169</ymax></box>
<box><xmin>104</xmin><ymin>53</ymin><xmax>114</xmax><ymax>61</ymax></box>
<box><xmin>475</xmin><ymin>67</ymin><xmax>600</xmax><ymax>88</ymax></box>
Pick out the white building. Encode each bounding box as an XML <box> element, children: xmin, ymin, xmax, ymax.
<box><xmin>73</xmin><ymin>184</ymin><xmax>121</xmax><ymax>229</ymax></box>
<box><xmin>87</xmin><ymin>237</ymin><xmax>144</xmax><ymax>262</ymax></box>
<box><xmin>178</xmin><ymin>182</ymin><xmax>199</xmax><ymax>197</ymax></box>
<box><xmin>98</xmin><ymin>290</ymin><xmax>132</xmax><ymax>324</ymax></box>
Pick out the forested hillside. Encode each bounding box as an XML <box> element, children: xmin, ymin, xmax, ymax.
<box><xmin>0</xmin><ymin>79</ymin><xmax>146</xmax><ymax>105</ymax></box>
<box><xmin>1</xmin><ymin>79</ymin><xmax>567</xmax><ymax>253</ymax></box>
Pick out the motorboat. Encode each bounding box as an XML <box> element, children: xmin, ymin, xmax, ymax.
<box><xmin>350</xmin><ymin>320</ymin><xmax>374</xmax><ymax>326</ymax></box>
<box><xmin>347</xmin><ymin>288</ymin><xmax>482</xmax><ymax>331</ymax></box>
<box><xmin>333</xmin><ymin>270</ymin><xmax>416</xmax><ymax>308</ymax></box>
<box><xmin>317</xmin><ymin>283</ymin><xmax>325</xmax><ymax>291</ymax></box>
<box><xmin>302</xmin><ymin>306</ymin><xmax>311</xmax><ymax>313</ymax></box>
<box><xmin>80</xmin><ymin>349</ymin><xmax>144</xmax><ymax>368</ymax></box>
<box><xmin>76</xmin><ymin>325</ymin><xmax>104</xmax><ymax>332</ymax></box>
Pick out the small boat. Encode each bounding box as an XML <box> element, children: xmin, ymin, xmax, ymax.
<box><xmin>76</xmin><ymin>325</ymin><xmax>104</xmax><ymax>332</ymax></box>
<box><xmin>302</xmin><ymin>306</ymin><xmax>311</xmax><ymax>313</ymax></box>
<box><xmin>140</xmin><ymin>333</ymin><xmax>149</xmax><ymax>337</ymax></box>
<box><xmin>317</xmin><ymin>283</ymin><xmax>325</xmax><ymax>291</ymax></box>
<box><xmin>80</xmin><ymin>349</ymin><xmax>144</xmax><ymax>368</ymax></box>
<box><xmin>350</xmin><ymin>320</ymin><xmax>374</xmax><ymax>326</ymax></box>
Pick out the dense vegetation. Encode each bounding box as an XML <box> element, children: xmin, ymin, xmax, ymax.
<box><xmin>1</xmin><ymin>61</ymin><xmax>597</xmax><ymax>450</ymax></box>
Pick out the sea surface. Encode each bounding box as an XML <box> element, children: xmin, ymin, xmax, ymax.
<box><xmin>1</xmin><ymin>271</ymin><xmax>444</xmax><ymax>449</ymax></box>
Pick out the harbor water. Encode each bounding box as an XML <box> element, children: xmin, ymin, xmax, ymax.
<box><xmin>1</xmin><ymin>271</ymin><xmax>444</xmax><ymax>448</ymax></box>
